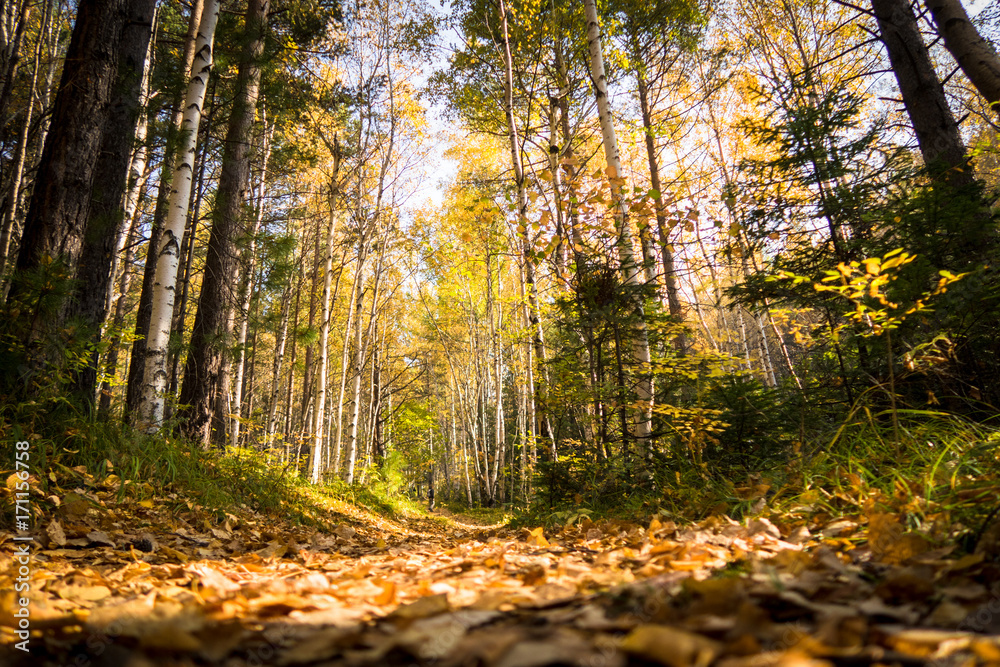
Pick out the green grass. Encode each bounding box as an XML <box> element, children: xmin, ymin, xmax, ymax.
<box><xmin>510</xmin><ymin>408</ymin><xmax>999</xmax><ymax>541</ymax></box>
<box><xmin>2</xmin><ymin>410</ymin><xmax>341</xmax><ymax>529</ymax></box>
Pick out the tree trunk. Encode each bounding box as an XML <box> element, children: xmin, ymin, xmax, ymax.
<box><xmin>870</xmin><ymin>0</ymin><xmax>970</xmax><ymax>181</ymax></box>
<box><xmin>0</xmin><ymin>0</ymin><xmax>31</xmax><ymax>148</ymax></box>
<box><xmin>167</xmin><ymin>106</ymin><xmax>213</xmax><ymax>401</ymax></box>
<box><xmin>266</xmin><ymin>281</ymin><xmax>291</xmax><ymax>444</ymax></box>
<box><xmin>344</xmin><ymin>276</ymin><xmax>366</xmax><ymax>484</ymax></box>
<box><xmin>231</xmin><ymin>118</ymin><xmax>274</xmax><ymax>449</ymax></box>
<box><xmin>331</xmin><ymin>252</ymin><xmax>360</xmax><ymax>476</ymax></box>
<box><xmin>498</xmin><ymin>0</ymin><xmax>556</xmax><ymax>461</ymax></box>
<box><xmin>636</xmin><ymin>69</ymin><xmax>686</xmax><ymax>355</ymax></box>
<box><xmin>178</xmin><ymin>0</ymin><xmax>269</xmax><ymax>445</ymax></box>
<box><xmin>310</xmin><ymin>142</ymin><xmax>342</xmax><ymax>484</ymax></box>
<box><xmin>0</xmin><ymin>0</ymin><xmax>48</xmax><ymax>286</ymax></box>
<box><xmin>98</xmin><ymin>194</ymin><xmax>145</xmax><ymax>417</ymax></box>
<box><xmin>924</xmin><ymin>0</ymin><xmax>1000</xmax><ymax>120</ymax></box>
<box><xmin>68</xmin><ymin>0</ymin><xmax>158</xmax><ymax>406</ymax></box>
<box><xmin>300</xmin><ymin>222</ymin><xmax>321</xmax><ymax>442</ymax></box>
<box><xmin>282</xmin><ymin>244</ymin><xmax>304</xmax><ymax>450</ymax></box>
<box><xmin>584</xmin><ymin>0</ymin><xmax>654</xmax><ymax>460</ymax></box>
<box><xmin>137</xmin><ymin>0</ymin><xmax>220</xmax><ymax>429</ymax></box>
<box><xmin>127</xmin><ymin>0</ymin><xmax>207</xmax><ymax>415</ymax></box>
<box><xmin>8</xmin><ymin>0</ymin><xmax>131</xmax><ymax>342</ymax></box>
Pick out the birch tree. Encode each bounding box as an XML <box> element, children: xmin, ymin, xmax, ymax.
<box><xmin>584</xmin><ymin>0</ymin><xmax>654</xmax><ymax>459</ymax></box>
<box><xmin>138</xmin><ymin>0</ymin><xmax>221</xmax><ymax>429</ymax></box>
<box><xmin>179</xmin><ymin>0</ymin><xmax>270</xmax><ymax>444</ymax></box>
<box><xmin>310</xmin><ymin>137</ymin><xmax>342</xmax><ymax>483</ymax></box>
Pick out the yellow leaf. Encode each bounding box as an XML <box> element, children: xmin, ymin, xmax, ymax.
<box><xmin>374</xmin><ymin>579</ymin><xmax>396</xmax><ymax>606</ymax></box>
<box><xmin>526</xmin><ymin>527</ymin><xmax>549</xmax><ymax>547</ymax></box>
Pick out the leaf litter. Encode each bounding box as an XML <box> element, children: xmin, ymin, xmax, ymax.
<box><xmin>2</xmin><ymin>481</ymin><xmax>1000</xmax><ymax>666</ymax></box>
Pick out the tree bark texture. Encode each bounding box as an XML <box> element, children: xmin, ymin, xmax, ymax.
<box><xmin>870</xmin><ymin>0</ymin><xmax>970</xmax><ymax>181</ymax></box>
<box><xmin>8</xmin><ymin>0</ymin><xmax>130</xmax><ymax>328</ymax></box>
<box><xmin>178</xmin><ymin>0</ymin><xmax>269</xmax><ymax>444</ymax></box>
<box><xmin>68</xmin><ymin>0</ymin><xmax>157</xmax><ymax>404</ymax></box>
<box><xmin>924</xmin><ymin>0</ymin><xmax>1000</xmax><ymax>120</ymax></box>
<box><xmin>137</xmin><ymin>0</ymin><xmax>220</xmax><ymax>428</ymax></box>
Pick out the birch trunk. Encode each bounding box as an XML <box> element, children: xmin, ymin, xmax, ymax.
<box><xmin>331</xmin><ymin>257</ymin><xmax>359</xmax><ymax>475</ymax></box>
<box><xmin>98</xmin><ymin>187</ymin><xmax>145</xmax><ymax>417</ymax></box>
<box><xmin>0</xmin><ymin>0</ymin><xmax>30</xmax><ymax>148</ymax></box>
<box><xmin>137</xmin><ymin>0</ymin><xmax>220</xmax><ymax>429</ymax></box>
<box><xmin>499</xmin><ymin>0</ymin><xmax>556</xmax><ymax>461</ymax></box>
<box><xmin>167</xmin><ymin>126</ymin><xmax>211</xmax><ymax>400</ymax></box>
<box><xmin>266</xmin><ymin>281</ymin><xmax>292</xmax><ymax>444</ymax></box>
<box><xmin>178</xmin><ymin>0</ymin><xmax>269</xmax><ymax>444</ymax></box>
<box><xmin>126</xmin><ymin>0</ymin><xmax>204</xmax><ymax>413</ymax></box>
<box><xmin>310</xmin><ymin>144</ymin><xmax>342</xmax><ymax>484</ymax></box>
<box><xmin>0</xmin><ymin>0</ymin><xmax>46</xmax><ymax>283</ymax></box>
<box><xmin>584</xmin><ymin>0</ymin><xmax>654</xmax><ymax>458</ymax></box>
<box><xmin>343</xmin><ymin>273</ymin><xmax>366</xmax><ymax>484</ymax></box>
<box><xmin>636</xmin><ymin>69</ymin><xmax>686</xmax><ymax>355</ymax></box>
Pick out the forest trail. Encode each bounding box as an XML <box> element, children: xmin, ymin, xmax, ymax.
<box><xmin>3</xmin><ymin>487</ymin><xmax>1000</xmax><ymax>667</ymax></box>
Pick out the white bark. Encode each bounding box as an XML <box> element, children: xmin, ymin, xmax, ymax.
<box><xmin>311</xmin><ymin>156</ymin><xmax>342</xmax><ymax>484</ymax></box>
<box><xmin>584</xmin><ymin>0</ymin><xmax>654</xmax><ymax>457</ymax></box>
<box><xmin>343</xmin><ymin>267</ymin><xmax>366</xmax><ymax>484</ymax></box>
<box><xmin>499</xmin><ymin>0</ymin><xmax>555</xmax><ymax>461</ymax></box>
<box><xmin>138</xmin><ymin>0</ymin><xmax>220</xmax><ymax>429</ymax></box>
<box><xmin>331</xmin><ymin>258</ymin><xmax>360</xmax><ymax>475</ymax></box>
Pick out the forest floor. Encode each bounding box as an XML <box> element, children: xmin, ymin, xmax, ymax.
<box><xmin>3</xmin><ymin>475</ymin><xmax>1000</xmax><ymax>667</ymax></box>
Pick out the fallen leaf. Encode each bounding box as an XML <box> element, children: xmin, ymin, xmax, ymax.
<box><xmin>86</xmin><ymin>530</ymin><xmax>116</xmax><ymax>548</ymax></box>
<box><xmin>391</xmin><ymin>593</ymin><xmax>451</xmax><ymax>621</ymax></box>
<box><xmin>46</xmin><ymin>520</ymin><xmax>67</xmax><ymax>546</ymax></box>
<box><xmin>621</xmin><ymin>624</ymin><xmax>722</xmax><ymax>667</ymax></box>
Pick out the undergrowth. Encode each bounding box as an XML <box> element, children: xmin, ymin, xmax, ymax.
<box><xmin>0</xmin><ymin>406</ymin><xmax>422</xmax><ymax>531</ymax></box>
<box><xmin>517</xmin><ymin>408</ymin><xmax>1000</xmax><ymax>549</ymax></box>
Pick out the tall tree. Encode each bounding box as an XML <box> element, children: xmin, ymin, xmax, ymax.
<box><xmin>870</xmin><ymin>0</ymin><xmax>970</xmax><ymax>182</ymax></box>
<box><xmin>924</xmin><ymin>0</ymin><xmax>1000</xmax><ymax>121</ymax></box>
<box><xmin>125</xmin><ymin>0</ymin><xmax>206</xmax><ymax>415</ymax></box>
<box><xmin>68</xmin><ymin>0</ymin><xmax>158</xmax><ymax>405</ymax></box>
<box><xmin>498</xmin><ymin>0</ymin><xmax>556</xmax><ymax>461</ymax></box>
<box><xmin>138</xmin><ymin>0</ymin><xmax>221</xmax><ymax>429</ymax></box>
<box><xmin>178</xmin><ymin>0</ymin><xmax>271</xmax><ymax>444</ymax></box>
<box><xmin>310</xmin><ymin>137</ymin><xmax>342</xmax><ymax>483</ymax></box>
<box><xmin>584</xmin><ymin>0</ymin><xmax>655</xmax><ymax>460</ymax></box>
<box><xmin>6</xmin><ymin>0</ymin><xmax>131</xmax><ymax>342</ymax></box>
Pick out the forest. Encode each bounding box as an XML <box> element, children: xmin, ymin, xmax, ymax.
<box><xmin>1</xmin><ymin>0</ymin><xmax>1000</xmax><ymax>664</ymax></box>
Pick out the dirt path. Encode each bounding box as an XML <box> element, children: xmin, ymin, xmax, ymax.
<box><xmin>3</xmin><ymin>506</ymin><xmax>999</xmax><ymax>666</ymax></box>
